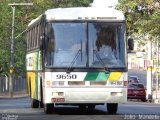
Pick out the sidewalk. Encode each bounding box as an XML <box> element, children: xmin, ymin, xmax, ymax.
<box><xmin>153</xmin><ymin>90</ymin><xmax>160</xmax><ymax>104</ymax></box>
<box><xmin>0</xmin><ymin>90</ymin><xmax>29</xmax><ymax>98</ymax></box>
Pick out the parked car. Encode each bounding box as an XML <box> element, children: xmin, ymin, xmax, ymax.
<box><xmin>127</xmin><ymin>83</ymin><xmax>146</xmax><ymax>102</ymax></box>
<box><xmin>128</xmin><ymin>76</ymin><xmax>139</xmax><ymax>83</ymax></box>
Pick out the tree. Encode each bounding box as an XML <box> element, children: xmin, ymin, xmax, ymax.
<box><xmin>0</xmin><ymin>0</ymin><xmax>92</xmax><ymax>77</ymax></box>
<box><xmin>0</xmin><ymin>1</ymin><xmax>12</xmax><ymax>77</ymax></box>
<box><xmin>117</xmin><ymin>0</ymin><xmax>160</xmax><ymax>39</ymax></box>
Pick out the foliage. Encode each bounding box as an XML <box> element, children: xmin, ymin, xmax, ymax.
<box><xmin>0</xmin><ymin>0</ymin><xmax>92</xmax><ymax>77</ymax></box>
<box><xmin>117</xmin><ymin>0</ymin><xmax>160</xmax><ymax>39</ymax></box>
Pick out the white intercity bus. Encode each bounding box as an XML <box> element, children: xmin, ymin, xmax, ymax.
<box><xmin>26</xmin><ymin>3</ymin><xmax>131</xmax><ymax>114</ymax></box>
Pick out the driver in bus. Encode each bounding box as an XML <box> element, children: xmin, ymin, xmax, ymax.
<box><xmin>95</xmin><ymin>28</ymin><xmax>117</xmax><ymax>65</ymax></box>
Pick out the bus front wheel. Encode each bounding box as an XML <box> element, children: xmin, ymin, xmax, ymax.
<box><xmin>107</xmin><ymin>103</ymin><xmax>118</xmax><ymax>114</ymax></box>
<box><xmin>44</xmin><ymin>103</ymin><xmax>54</xmax><ymax>114</ymax></box>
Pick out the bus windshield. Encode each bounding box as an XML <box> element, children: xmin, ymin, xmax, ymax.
<box><xmin>45</xmin><ymin>22</ymin><xmax>126</xmax><ymax>68</ymax></box>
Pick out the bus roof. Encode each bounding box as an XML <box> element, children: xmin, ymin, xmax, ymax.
<box><xmin>45</xmin><ymin>7</ymin><xmax>125</xmax><ymax>21</ymax></box>
<box><xmin>28</xmin><ymin>7</ymin><xmax>125</xmax><ymax>26</ymax></box>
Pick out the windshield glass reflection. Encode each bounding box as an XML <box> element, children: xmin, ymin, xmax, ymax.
<box><xmin>46</xmin><ymin>23</ymin><xmax>86</xmax><ymax>67</ymax></box>
<box><xmin>45</xmin><ymin>22</ymin><xmax>126</xmax><ymax>68</ymax></box>
<box><xmin>88</xmin><ymin>23</ymin><xmax>126</xmax><ymax>68</ymax></box>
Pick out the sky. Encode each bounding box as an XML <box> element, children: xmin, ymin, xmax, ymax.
<box><xmin>91</xmin><ymin>0</ymin><xmax>118</xmax><ymax>7</ymax></box>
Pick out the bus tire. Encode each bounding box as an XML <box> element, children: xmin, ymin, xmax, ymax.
<box><xmin>40</xmin><ymin>78</ymin><xmax>44</xmax><ymax>108</ymax></box>
<box><xmin>88</xmin><ymin>104</ymin><xmax>95</xmax><ymax>110</ymax></box>
<box><xmin>107</xmin><ymin>103</ymin><xmax>118</xmax><ymax>114</ymax></box>
<box><xmin>79</xmin><ymin>104</ymin><xmax>86</xmax><ymax>109</ymax></box>
<box><xmin>29</xmin><ymin>78</ymin><xmax>31</xmax><ymax>97</ymax></box>
<box><xmin>31</xmin><ymin>98</ymin><xmax>39</xmax><ymax>108</ymax></box>
<box><xmin>40</xmin><ymin>101</ymin><xmax>44</xmax><ymax>108</ymax></box>
<box><xmin>44</xmin><ymin>103</ymin><xmax>54</xmax><ymax>114</ymax></box>
<box><xmin>141</xmin><ymin>98</ymin><xmax>146</xmax><ymax>102</ymax></box>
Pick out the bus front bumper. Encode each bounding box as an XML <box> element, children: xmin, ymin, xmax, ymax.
<box><xmin>43</xmin><ymin>87</ymin><xmax>127</xmax><ymax>104</ymax></box>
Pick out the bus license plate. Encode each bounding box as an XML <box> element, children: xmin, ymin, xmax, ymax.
<box><xmin>51</xmin><ymin>98</ymin><xmax>65</xmax><ymax>102</ymax></box>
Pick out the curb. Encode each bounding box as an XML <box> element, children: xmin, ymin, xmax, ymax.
<box><xmin>0</xmin><ymin>91</ymin><xmax>29</xmax><ymax>99</ymax></box>
<box><xmin>153</xmin><ymin>98</ymin><xmax>160</xmax><ymax>104</ymax></box>
<box><xmin>152</xmin><ymin>90</ymin><xmax>160</xmax><ymax>104</ymax></box>
<box><xmin>0</xmin><ymin>94</ymin><xmax>29</xmax><ymax>99</ymax></box>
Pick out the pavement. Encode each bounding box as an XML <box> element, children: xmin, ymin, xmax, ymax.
<box><xmin>0</xmin><ymin>90</ymin><xmax>28</xmax><ymax>98</ymax></box>
<box><xmin>153</xmin><ymin>90</ymin><xmax>160</xmax><ymax>104</ymax></box>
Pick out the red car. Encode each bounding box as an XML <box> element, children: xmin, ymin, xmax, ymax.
<box><xmin>127</xmin><ymin>83</ymin><xmax>146</xmax><ymax>102</ymax></box>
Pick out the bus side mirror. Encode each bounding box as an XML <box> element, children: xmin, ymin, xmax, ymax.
<box><xmin>128</xmin><ymin>38</ymin><xmax>134</xmax><ymax>50</ymax></box>
<box><xmin>40</xmin><ymin>35</ymin><xmax>45</xmax><ymax>50</ymax></box>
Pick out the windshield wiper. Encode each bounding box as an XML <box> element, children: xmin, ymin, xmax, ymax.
<box><xmin>67</xmin><ymin>49</ymin><xmax>81</xmax><ymax>73</ymax></box>
<box><xmin>93</xmin><ymin>50</ymin><xmax>110</xmax><ymax>72</ymax></box>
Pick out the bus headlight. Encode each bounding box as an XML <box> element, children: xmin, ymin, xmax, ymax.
<box><xmin>107</xmin><ymin>81</ymin><xmax>123</xmax><ymax>86</ymax></box>
<box><xmin>52</xmin><ymin>92</ymin><xmax>64</xmax><ymax>97</ymax></box>
<box><xmin>111</xmin><ymin>92</ymin><xmax>123</xmax><ymax>96</ymax></box>
<box><xmin>52</xmin><ymin>81</ymin><xmax>64</xmax><ymax>86</ymax></box>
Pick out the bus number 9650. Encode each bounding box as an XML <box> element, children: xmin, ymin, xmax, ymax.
<box><xmin>56</xmin><ymin>74</ymin><xmax>77</xmax><ymax>79</ymax></box>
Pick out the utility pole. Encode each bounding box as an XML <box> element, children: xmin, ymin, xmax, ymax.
<box><xmin>156</xmin><ymin>39</ymin><xmax>159</xmax><ymax>99</ymax></box>
<box><xmin>8</xmin><ymin>3</ymin><xmax>33</xmax><ymax>97</ymax></box>
<box><xmin>146</xmin><ymin>36</ymin><xmax>153</xmax><ymax>102</ymax></box>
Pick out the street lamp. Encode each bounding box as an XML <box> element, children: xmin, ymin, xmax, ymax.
<box><xmin>8</xmin><ymin>3</ymin><xmax>33</xmax><ymax>97</ymax></box>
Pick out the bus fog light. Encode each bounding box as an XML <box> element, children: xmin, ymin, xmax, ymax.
<box><xmin>52</xmin><ymin>92</ymin><xmax>58</xmax><ymax>96</ymax></box>
<box><xmin>111</xmin><ymin>92</ymin><xmax>123</xmax><ymax>96</ymax></box>
<box><xmin>58</xmin><ymin>92</ymin><xmax>64</xmax><ymax>96</ymax></box>
<box><xmin>52</xmin><ymin>92</ymin><xmax>64</xmax><ymax>97</ymax></box>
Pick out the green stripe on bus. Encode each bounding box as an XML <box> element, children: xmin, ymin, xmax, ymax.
<box><xmin>96</xmin><ymin>72</ymin><xmax>109</xmax><ymax>81</ymax></box>
<box><xmin>35</xmin><ymin>51</ymin><xmax>39</xmax><ymax>99</ymax></box>
<box><xmin>84</xmin><ymin>72</ymin><xmax>98</xmax><ymax>81</ymax></box>
<box><xmin>84</xmin><ymin>72</ymin><xmax>110</xmax><ymax>81</ymax></box>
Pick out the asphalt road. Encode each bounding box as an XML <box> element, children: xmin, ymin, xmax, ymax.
<box><xmin>0</xmin><ymin>97</ymin><xmax>160</xmax><ymax>120</ymax></box>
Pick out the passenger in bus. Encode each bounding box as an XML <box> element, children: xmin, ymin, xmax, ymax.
<box><xmin>95</xmin><ymin>28</ymin><xmax>117</xmax><ymax>65</ymax></box>
<box><xmin>96</xmin><ymin>28</ymin><xmax>116</xmax><ymax>51</ymax></box>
